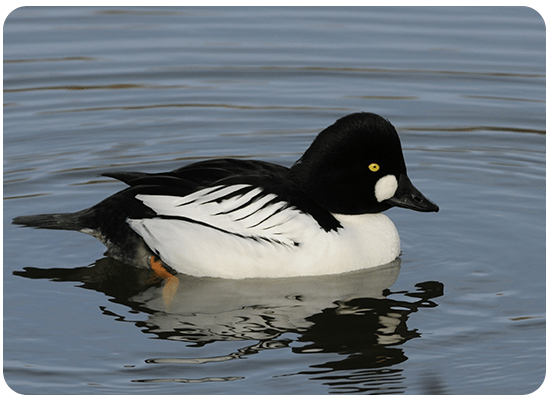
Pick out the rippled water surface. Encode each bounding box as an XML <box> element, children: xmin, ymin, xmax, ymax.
<box><xmin>3</xmin><ymin>6</ymin><xmax>545</xmax><ymax>395</ymax></box>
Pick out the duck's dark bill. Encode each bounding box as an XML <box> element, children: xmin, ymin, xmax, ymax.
<box><xmin>386</xmin><ymin>174</ymin><xmax>439</xmax><ymax>213</ymax></box>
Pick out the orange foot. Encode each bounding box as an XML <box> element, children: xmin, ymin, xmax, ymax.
<box><xmin>148</xmin><ymin>256</ymin><xmax>179</xmax><ymax>309</ymax></box>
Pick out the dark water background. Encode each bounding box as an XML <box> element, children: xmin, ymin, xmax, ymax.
<box><xmin>3</xmin><ymin>6</ymin><xmax>545</xmax><ymax>395</ymax></box>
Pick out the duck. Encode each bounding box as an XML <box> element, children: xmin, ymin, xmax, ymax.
<box><xmin>13</xmin><ymin>112</ymin><xmax>438</xmax><ymax>280</ymax></box>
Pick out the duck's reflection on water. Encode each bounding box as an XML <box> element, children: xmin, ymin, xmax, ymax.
<box><xmin>15</xmin><ymin>257</ymin><xmax>443</xmax><ymax>394</ymax></box>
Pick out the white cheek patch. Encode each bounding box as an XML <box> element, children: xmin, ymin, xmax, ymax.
<box><xmin>374</xmin><ymin>174</ymin><xmax>398</xmax><ymax>202</ymax></box>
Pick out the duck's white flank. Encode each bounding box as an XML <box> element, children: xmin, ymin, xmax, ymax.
<box><xmin>127</xmin><ymin>184</ymin><xmax>401</xmax><ymax>279</ymax></box>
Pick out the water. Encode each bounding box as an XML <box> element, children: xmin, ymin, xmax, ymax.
<box><xmin>3</xmin><ymin>6</ymin><xmax>545</xmax><ymax>395</ymax></box>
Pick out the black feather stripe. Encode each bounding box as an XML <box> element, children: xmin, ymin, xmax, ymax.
<box><xmin>200</xmin><ymin>185</ymin><xmax>252</xmax><ymax>205</ymax></box>
<box><xmin>152</xmin><ymin>215</ymin><xmax>300</xmax><ymax>247</ymax></box>
<box><xmin>245</xmin><ymin>203</ymin><xmax>292</xmax><ymax>229</ymax></box>
<box><xmin>213</xmin><ymin>190</ymin><xmax>268</xmax><ymax>216</ymax></box>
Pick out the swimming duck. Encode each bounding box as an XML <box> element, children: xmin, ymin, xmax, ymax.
<box><xmin>13</xmin><ymin>112</ymin><xmax>438</xmax><ymax>279</ymax></box>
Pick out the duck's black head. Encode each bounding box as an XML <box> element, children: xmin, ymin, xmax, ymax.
<box><xmin>289</xmin><ymin>112</ymin><xmax>439</xmax><ymax>214</ymax></box>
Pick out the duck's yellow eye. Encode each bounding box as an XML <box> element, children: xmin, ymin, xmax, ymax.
<box><xmin>368</xmin><ymin>163</ymin><xmax>380</xmax><ymax>172</ymax></box>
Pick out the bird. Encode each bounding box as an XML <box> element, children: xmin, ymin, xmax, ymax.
<box><xmin>13</xmin><ymin>112</ymin><xmax>439</xmax><ymax>280</ymax></box>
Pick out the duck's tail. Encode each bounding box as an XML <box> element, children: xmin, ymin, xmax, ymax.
<box><xmin>13</xmin><ymin>210</ymin><xmax>89</xmax><ymax>231</ymax></box>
